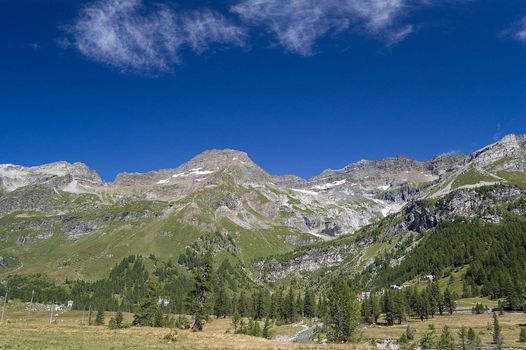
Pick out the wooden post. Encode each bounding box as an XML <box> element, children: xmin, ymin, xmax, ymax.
<box><xmin>27</xmin><ymin>290</ymin><xmax>34</xmax><ymax>318</ymax></box>
<box><xmin>49</xmin><ymin>302</ymin><xmax>54</xmax><ymax>325</ymax></box>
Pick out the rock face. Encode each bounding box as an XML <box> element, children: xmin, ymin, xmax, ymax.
<box><xmin>253</xmin><ymin>244</ymin><xmax>356</xmax><ymax>283</ymax></box>
<box><xmin>0</xmin><ymin>162</ymin><xmax>102</xmax><ymax>193</ymax></box>
<box><xmin>470</xmin><ymin>134</ymin><xmax>526</xmax><ymax>171</ymax></box>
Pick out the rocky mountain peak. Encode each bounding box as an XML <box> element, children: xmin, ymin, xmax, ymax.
<box><xmin>471</xmin><ymin>133</ymin><xmax>526</xmax><ymax>171</ymax></box>
<box><xmin>181</xmin><ymin>149</ymin><xmax>259</xmax><ymax>171</ymax></box>
<box><xmin>0</xmin><ymin>161</ymin><xmax>101</xmax><ymax>192</ymax></box>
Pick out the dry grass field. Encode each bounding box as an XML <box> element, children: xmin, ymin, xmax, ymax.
<box><xmin>0</xmin><ymin>302</ymin><xmax>525</xmax><ymax>349</ymax></box>
<box><xmin>0</xmin><ymin>306</ymin><xmax>371</xmax><ymax>350</ymax></box>
<box><xmin>363</xmin><ymin>313</ymin><xmax>526</xmax><ymax>347</ymax></box>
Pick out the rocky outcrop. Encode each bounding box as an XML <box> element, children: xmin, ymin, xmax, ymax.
<box><xmin>470</xmin><ymin>134</ymin><xmax>526</xmax><ymax>171</ymax></box>
<box><xmin>253</xmin><ymin>244</ymin><xmax>355</xmax><ymax>283</ymax></box>
<box><xmin>61</xmin><ymin>217</ymin><xmax>99</xmax><ymax>240</ymax></box>
<box><xmin>0</xmin><ymin>162</ymin><xmax>102</xmax><ymax>192</ymax></box>
<box><xmin>382</xmin><ymin>183</ymin><xmax>421</xmax><ymax>202</ymax></box>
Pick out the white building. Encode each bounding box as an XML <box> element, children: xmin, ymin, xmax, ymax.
<box><xmin>157</xmin><ymin>297</ymin><xmax>170</xmax><ymax>306</ymax></box>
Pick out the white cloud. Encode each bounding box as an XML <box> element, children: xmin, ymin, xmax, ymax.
<box><xmin>515</xmin><ymin>18</ymin><xmax>526</xmax><ymax>42</ymax></box>
<box><xmin>231</xmin><ymin>0</ymin><xmax>414</xmax><ymax>55</ymax></box>
<box><xmin>66</xmin><ymin>0</ymin><xmax>246</xmax><ymax>73</ymax></box>
<box><xmin>65</xmin><ymin>0</ymin><xmax>479</xmax><ymax>73</ymax></box>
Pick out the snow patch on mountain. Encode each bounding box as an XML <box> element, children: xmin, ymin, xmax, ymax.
<box><xmin>312</xmin><ymin>179</ymin><xmax>347</xmax><ymax>190</ymax></box>
<box><xmin>172</xmin><ymin>168</ymin><xmax>214</xmax><ymax>178</ymax></box>
<box><xmin>291</xmin><ymin>189</ymin><xmax>319</xmax><ymax>196</ymax></box>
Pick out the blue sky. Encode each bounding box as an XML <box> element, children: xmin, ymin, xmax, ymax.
<box><xmin>1</xmin><ymin>0</ymin><xmax>525</xmax><ymax>181</ymax></box>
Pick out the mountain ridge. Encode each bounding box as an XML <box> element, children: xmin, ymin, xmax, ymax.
<box><xmin>0</xmin><ymin>134</ymin><xmax>525</xmax><ymax>281</ymax></box>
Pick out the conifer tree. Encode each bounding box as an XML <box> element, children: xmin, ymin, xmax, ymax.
<box><xmin>95</xmin><ymin>308</ymin><xmax>105</xmax><ymax>326</ymax></box>
<box><xmin>325</xmin><ymin>278</ymin><xmax>360</xmax><ymax>343</ymax></box>
<box><xmin>438</xmin><ymin>325</ymin><xmax>455</xmax><ymax>350</ymax></box>
<box><xmin>251</xmin><ymin>320</ymin><xmax>262</xmax><ymax>337</ymax></box>
<box><xmin>296</xmin><ymin>292</ymin><xmax>304</xmax><ymax>318</ymax></box>
<box><xmin>458</xmin><ymin>326</ymin><xmax>467</xmax><ymax>350</ymax></box>
<box><xmin>419</xmin><ymin>326</ymin><xmax>437</xmax><ymax>350</ymax></box>
<box><xmin>317</xmin><ymin>295</ymin><xmax>327</xmax><ymax>319</ymax></box>
<box><xmin>519</xmin><ymin>328</ymin><xmax>526</xmax><ymax>343</ymax></box>
<box><xmin>405</xmin><ymin>324</ymin><xmax>415</xmax><ymax>341</ymax></box>
<box><xmin>232</xmin><ymin>311</ymin><xmax>241</xmax><ymax>333</ymax></box>
<box><xmin>188</xmin><ymin>251</ymin><xmax>213</xmax><ymax>331</ymax></box>
<box><xmin>133</xmin><ymin>285</ymin><xmax>163</xmax><ymax>327</ymax></box>
<box><xmin>284</xmin><ymin>287</ymin><xmax>296</xmax><ymax>324</ymax></box>
<box><xmin>253</xmin><ymin>288</ymin><xmax>266</xmax><ymax>320</ymax></box>
<box><xmin>443</xmin><ymin>288</ymin><xmax>456</xmax><ymax>315</ymax></box>
<box><xmin>262</xmin><ymin>318</ymin><xmax>272</xmax><ymax>339</ymax></box>
<box><xmin>115</xmin><ymin>311</ymin><xmax>123</xmax><ymax>328</ymax></box>
<box><xmin>214</xmin><ymin>286</ymin><xmax>230</xmax><ymax>318</ymax></box>
<box><xmin>467</xmin><ymin>328</ymin><xmax>482</xmax><ymax>350</ymax></box>
<box><xmin>303</xmin><ymin>289</ymin><xmax>316</xmax><ymax>319</ymax></box>
<box><xmin>493</xmin><ymin>313</ymin><xmax>504</xmax><ymax>349</ymax></box>
<box><xmin>238</xmin><ymin>291</ymin><xmax>249</xmax><ymax>317</ymax></box>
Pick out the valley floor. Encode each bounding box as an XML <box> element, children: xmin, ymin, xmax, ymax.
<box><xmin>0</xmin><ymin>304</ymin><xmax>525</xmax><ymax>349</ymax></box>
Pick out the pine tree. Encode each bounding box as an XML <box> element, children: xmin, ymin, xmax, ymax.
<box><xmin>405</xmin><ymin>324</ymin><xmax>415</xmax><ymax>341</ymax></box>
<box><xmin>214</xmin><ymin>286</ymin><xmax>230</xmax><ymax>318</ymax></box>
<box><xmin>188</xmin><ymin>251</ymin><xmax>213</xmax><ymax>331</ymax></box>
<box><xmin>467</xmin><ymin>328</ymin><xmax>481</xmax><ymax>350</ymax></box>
<box><xmin>371</xmin><ymin>294</ymin><xmax>381</xmax><ymax>324</ymax></box>
<box><xmin>393</xmin><ymin>291</ymin><xmax>406</xmax><ymax>324</ymax></box>
<box><xmin>317</xmin><ymin>295</ymin><xmax>327</xmax><ymax>319</ymax></box>
<box><xmin>253</xmin><ymin>288</ymin><xmax>266</xmax><ymax>320</ymax></box>
<box><xmin>251</xmin><ymin>320</ymin><xmax>262</xmax><ymax>337</ymax></box>
<box><xmin>416</xmin><ymin>292</ymin><xmax>430</xmax><ymax>321</ymax></box>
<box><xmin>284</xmin><ymin>287</ymin><xmax>296</xmax><ymax>324</ymax></box>
<box><xmin>247</xmin><ymin>319</ymin><xmax>254</xmax><ymax>334</ymax></box>
<box><xmin>428</xmin><ymin>283</ymin><xmax>440</xmax><ymax>317</ymax></box>
<box><xmin>94</xmin><ymin>308</ymin><xmax>105</xmax><ymax>326</ymax></box>
<box><xmin>303</xmin><ymin>289</ymin><xmax>316</xmax><ymax>319</ymax></box>
<box><xmin>493</xmin><ymin>313</ymin><xmax>504</xmax><ymax>349</ymax></box>
<box><xmin>262</xmin><ymin>318</ymin><xmax>272</xmax><ymax>339</ymax></box>
<box><xmin>438</xmin><ymin>325</ymin><xmax>455</xmax><ymax>350</ymax></box>
<box><xmin>115</xmin><ymin>311</ymin><xmax>123</xmax><ymax>328</ymax></box>
<box><xmin>419</xmin><ymin>327</ymin><xmax>436</xmax><ymax>350</ymax></box>
<box><xmin>238</xmin><ymin>319</ymin><xmax>247</xmax><ymax>334</ymax></box>
<box><xmin>458</xmin><ymin>326</ymin><xmax>467</xmax><ymax>350</ymax></box>
<box><xmin>232</xmin><ymin>311</ymin><xmax>241</xmax><ymax>333</ymax></box>
<box><xmin>296</xmin><ymin>292</ymin><xmax>304</xmax><ymax>318</ymax></box>
<box><xmin>325</xmin><ymin>278</ymin><xmax>360</xmax><ymax>343</ymax></box>
<box><xmin>443</xmin><ymin>288</ymin><xmax>456</xmax><ymax>315</ymax></box>
<box><xmin>133</xmin><ymin>291</ymin><xmax>159</xmax><ymax>327</ymax></box>
<box><xmin>268</xmin><ymin>292</ymin><xmax>279</xmax><ymax>320</ymax></box>
<box><xmin>384</xmin><ymin>291</ymin><xmax>395</xmax><ymax>326</ymax></box>
<box><xmin>238</xmin><ymin>291</ymin><xmax>249</xmax><ymax>318</ymax></box>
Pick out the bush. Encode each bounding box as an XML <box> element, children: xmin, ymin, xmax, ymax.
<box><xmin>94</xmin><ymin>309</ymin><xmax>105</xmax><ymax>326</ymax></box>
<box><xmin>108</xmin><ymin>311</ymin><xmax>127</xmax><ymax>330</ymax></box>
<box><xmin>175</xmin><ymin>315</ymin><xmax>191</xmax><ymax>329</ymax></box>
<box><xmin>162</xmin><ymin>329</ymin><xmax>177</xmax><ymax>343</ymax></box>
<box><xmin>471</xmin><ymin>303</ymin><xmax>487</xmax><ymax>314</ymax></box>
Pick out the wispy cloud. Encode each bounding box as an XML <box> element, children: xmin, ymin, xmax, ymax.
<box><xmin>65</xmin><ymin>0</ymin><xmax>246</xmax><ymax>73</ymax></box>
<box><xmin>514</xmin><ymin>17</ymin><xmax>526</xmax><ymax>42</ymax></box>
<box><xmin>437</xmin><ymin>149</ymin><xmax>462</xmax><ymax>157</ymax></box>
<box><xmin>231</xmin><ymin>0</ymin><xmax>414</xmax><ymax>55</ymax></box>
<box><xmin>64</xmin><ymin>0</ymin><xmax>478</xmax><ymax>74</ymax></box>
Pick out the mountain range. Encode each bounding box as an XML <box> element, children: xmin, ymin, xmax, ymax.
<box><xmin>0</xmin><ymin>134</ymin><xmax>525</xmax><ymax>283</ymax></box>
